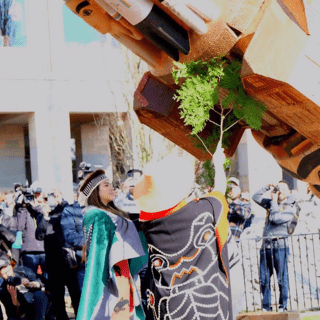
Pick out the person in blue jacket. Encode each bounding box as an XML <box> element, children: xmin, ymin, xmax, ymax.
<box><xmin>60</xmin><ymin>189</ymin><xmax>85</xmax><ymax>293</ymax></box>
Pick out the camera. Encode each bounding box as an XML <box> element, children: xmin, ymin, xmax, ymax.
<box><xmin>46</xmin><ymin>192</ymin><xmax>57</xmax><ymax>210</ymax></box>
<box><xmin>7</xmin><ymin>276</ymin><xmax>21</xmax><ymax>287</ymax></box>
<box><xmin>14</xmin><ymin>183</ymin><xmax>35</xmax><ymax>205</ymax></box>
<box><xmin>273</xmin><ymin>186</ymin><xmax>280</xmax><ymax>193</ymax></box>
<box><xmin>78</xmin><ymin>162</ymin><xmax>103</xmax><ymax>180</ymax></box>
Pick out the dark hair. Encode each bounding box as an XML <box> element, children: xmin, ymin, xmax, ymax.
<box><xmin>80</xmin><ymin>170</ymin><xmax>129</xmax><ymax>262</ymax></box>
<box><xmin>80</xmin><ymin>169</ymin><xmax>129</xmax><ymax>222</ymax></box>
<box><xmin>87</xmin><ymin>186</ymin><xmax>128</xmax><ymax>218</ymax></box>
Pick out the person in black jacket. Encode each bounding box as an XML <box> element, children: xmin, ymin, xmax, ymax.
<box><xmin>35</xmin><ymin>189</ymin><xmax>72</xmax><ymax>320</ymax></box>
<box><xmin>227</xmin><ymin>177</ymin><xmax>252</xmax><ymax>240</ymax></box>
<box><xmin>0</xmin><ymin>257</ymin><xmax>48</xmax><ymax>320</ymax></box>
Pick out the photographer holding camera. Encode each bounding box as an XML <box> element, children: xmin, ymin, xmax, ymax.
<box><xmin>114</xmin><ymin>169</ymin><xmax>143</xmax><ymax>222</ymax></box>
<box><xmin>12</xmin><ymin>183</ymin><xmax>47</xmax><ymax>283</ymax></box>
<box><xmin>0</xmin><ymin>257</ymin><xmax>48</xmax><ymax>320</ymax></box>
<box><xmin>35</xmin><ymin>189</ymin><xmax>72</xmax><ymax>320</ymax></box>
<box><xmin>252</xmin><ymin>181</ymin><xmax>298</xmax><ymax>312</ymax></box>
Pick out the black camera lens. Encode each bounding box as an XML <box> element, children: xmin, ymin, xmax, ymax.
<box><xmin>7</xmin><ymin>276</ymin><xmax>21</xmax><ymax>287</ymax></box>
<box><xmin>273</xmin><ymin>186</ymin><xmax>280</xmax><ymax>193</ymax></box>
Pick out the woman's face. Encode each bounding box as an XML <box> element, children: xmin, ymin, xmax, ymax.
<box><xmin>98</xmin><ymin>179</ymin><xmax>116</xmax><ymax>205</ymax></box>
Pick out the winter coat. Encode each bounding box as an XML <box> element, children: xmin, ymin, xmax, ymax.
<box><xmin>0</xmin><ymin>222</ymin><xmax>16</xmax><ymax>262</ymax></box>
<box><xmin>16</xmin><ymin>205</ymin><xmax>45</xmax><ymax>254</ymax></box>
<box><xmin>35</xmin><ymin>201</ymin><xmax>68</xmax><ymax>272</ymax></box>
<box><xmin>0</xmin><ymin>264</ymin><xmax>44</xmax><ymax>319</ymax></box>
<box><xmin>60</xmin><ymin>201</ymin><xmax>85</xmax><ymax>264</ymax></box>
<box><xmin>60</xmin><ymin>201</ymin><xmax>84</xmax><ymax>250</ymax></box>
<box><xmin>252</xmin><ymin>185</ymin><xmax>297</xmax><ymax>248</ymax></box>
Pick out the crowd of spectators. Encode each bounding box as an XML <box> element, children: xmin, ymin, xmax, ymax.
<box><xmin>0</xmin><ymin>183</ymin><xmax>85</xmax><ymax>320</ymax></box>
<box><xmin>0</xmin><ymin>168</ymin><xmax>147</xmax><ymax>320</ymax></box>
<box><xmin>0</xmin><ymin>167</ymin><xmax>315</xmax><ymax>319</ymax></box>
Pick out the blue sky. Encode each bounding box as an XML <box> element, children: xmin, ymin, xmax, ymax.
<box><xmin>63</xmin><ymin>5</ymin><xmax>101</xmax><ymax>44</ymax></box>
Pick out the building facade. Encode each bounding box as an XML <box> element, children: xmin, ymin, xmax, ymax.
<box><xmin>0</xmin><ymin>0</ymin><xmax>131</xmax><ymax>201</ymax></box>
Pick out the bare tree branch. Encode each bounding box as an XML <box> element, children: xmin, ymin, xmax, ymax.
<box><xmin>224</xmin><ymin>108</ymin><xmax>233</xmax><ymax>118</ymax></box>
<box><xmin>223</xmin><ymin>119</ymin><xmax>242</xmax><ymax>133</ymax></box>
<box><xmin>208</xmin><ymin>119</ymin><xmax>220</xmax><ymax>126</ymax></box>
<box><xmin>211</xmin><ymin>107</ymin><xmax>221</xmax><ymax>116</ymax></box>
<box><xmin>195</xmin><ymin>133</ymin><xmax>213</xmax><ymax>156</ymax></box>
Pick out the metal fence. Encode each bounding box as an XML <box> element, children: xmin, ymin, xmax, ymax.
<box><xmin>238</xmin><ymin>233</ymin><xmax>320</xmax><ymax>312</ymax></box>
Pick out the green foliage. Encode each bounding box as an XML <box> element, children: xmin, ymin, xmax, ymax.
<box><xmin>173</xmin><ymin>57</ymin><xmax>266</xmax><ymax>138</ymax></box>
<box><xmin>201</xmin><ymin>159</ymin><xmax>215</xmax><ymax>187</ymax></box>
<box><xmin>173</xmin><ymin>56</ymin><xmax>266</xmax><ymax>189</ymax></box>
<box><xmin>199</xmin><ymin>157</ymin><xmax>233</xmax><ymax>189</ymax></box>
<box><xmin>301</xmin><ymin>316</ymin><xmax>320</xmax><ymax>320</ymax></box>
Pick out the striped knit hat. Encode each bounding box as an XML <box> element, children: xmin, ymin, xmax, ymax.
<box><xmin>79</xmin><ymin>169</ymin><xmax>109</xmax><ymax>199</ymax></box>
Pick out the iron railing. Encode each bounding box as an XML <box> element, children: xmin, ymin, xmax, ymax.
<box><xmin>238</xmin><ymin>233</ymin><xmax>320</xmax><ymax>312</ymax></box>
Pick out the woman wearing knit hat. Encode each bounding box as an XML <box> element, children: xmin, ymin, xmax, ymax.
<box><xmin>77</xmin><ymin>169</ymin><xmax>148</xmax><ymax>320</ymax></box>
<box><xmin>134</xmin><ymin>143</ymin><xmax>244</xmax><ymax>320</ymax></box>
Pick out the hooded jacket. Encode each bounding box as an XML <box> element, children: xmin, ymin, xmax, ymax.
<box><xmin>252</xmin><ymin>185</ymin><xmax>297</xmax><ymax>247</ymax></box>
<box><xmin>35</xmin><ymin>200</ymin><xmax>69</xmax><ymax>271</ymax></box>
<box><xmin>17</xmin><ymin>205</ymin><xmax>45</xmax><ymax>253</ymax></box>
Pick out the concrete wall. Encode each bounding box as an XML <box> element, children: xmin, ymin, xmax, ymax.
<box><xmin>81</xmin><ymin>123</ymin><xmax>112</xmax><ymax>179</ymax></box>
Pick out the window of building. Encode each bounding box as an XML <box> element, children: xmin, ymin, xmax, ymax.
<box><xmin>23</xmin><ymin>126</ymin><xmax>32</xmax><ymax>185</ymax></box>
<box><xmin>0</xmin><ymin>0</ymin><xmax>27</xmax><ymax>47</ymax></box>
<box><xmin>282</xmin><ymin>170</ymin><xmax>297</xmax><ymax>190</ymax></box>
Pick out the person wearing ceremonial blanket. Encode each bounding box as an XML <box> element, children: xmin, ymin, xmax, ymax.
<box><xmin>134</xmin><ymin>143</ymin><xmax>244</xmax><ymax>320</ymax></box>
<box><xmin>77</xmin><ymin>169</ymin><xmax>148</xmax><ymax>320</ymax></box>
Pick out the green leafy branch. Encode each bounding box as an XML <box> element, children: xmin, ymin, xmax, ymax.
<box><xmin>172</xmin><ymin>56</ymin><xmax>266</xmax><ymax>156</ymax></box>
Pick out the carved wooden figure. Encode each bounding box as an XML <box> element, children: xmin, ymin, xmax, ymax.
<box><xmin>64</xmin><ymin>0</ymin><xmax>320</xmax><ymax>196</ymax></box>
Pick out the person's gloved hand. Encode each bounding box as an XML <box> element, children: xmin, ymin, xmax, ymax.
<box><xmin>12</xmin><ymin>231</ymin><xmax>22</xmax><ymax>249</ymax></box>
<box><xmin>160</xmin><ymin>0</ymin><xmax>221</xmax><ymax>34</ymax></box>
